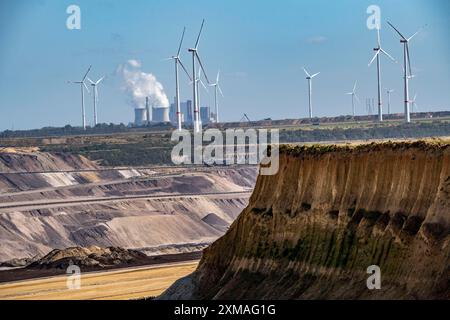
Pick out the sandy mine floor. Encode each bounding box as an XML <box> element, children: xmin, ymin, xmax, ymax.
<box><xmin>0</xmin><ymin>261</ymin><xmax>198</xmax><ymax>300</ymax></box>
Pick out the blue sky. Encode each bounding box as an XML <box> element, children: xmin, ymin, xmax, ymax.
<box><xmin>0</xmin><ymin>0</ymin><xmax>449</xmax><ymax>130</ymax></box>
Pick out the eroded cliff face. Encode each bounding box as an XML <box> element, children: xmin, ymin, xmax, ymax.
<box><xmin>161</xmin><ymin>141</ymin><xmax>450</xmax><ymax>299</ymax></box>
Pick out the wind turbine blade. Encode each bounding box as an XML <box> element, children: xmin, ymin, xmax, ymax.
<box><xmin>353</xmin><ymin>80</ymin><xmax>357</xmax><ymax>93</ymax></box>
<box><xmin>380</xmin><ymin>48</ymin><xmax>396</xmax><ymax>62</ymax></box>
<box><xmin>311</xmin><ymin>72</ymin><xmax>320</xmax><ymax>78</ymax></box>
<box><xmin>83</xmin><ymin>82</ymin><xmax>90</xmax><ymax>93</ymax></box>
<box><xmin>413</xmin><ymin>93</ymin><xmax>417</xmax><ymax>101</ymax></box>
<box><xmin>345</xmin><ymin>92</ymin><xmax>353</xmax><ymax>95</ymax></box>
<box><xmin>368</xmin><ymin>51</ymin><xmax>379</xmax><ymax>66</ymax></box>
<box><xmin>354</xmin><ymin>94</ymin><xmax>360</xmax><ymax>104</ymax></box>
<box><xmin>178</xmin><ymin>59</ymin><xmax>192</xmax><ymax>81</ymax></box>
<box><xmin>96</xmin><ymin>76</ymin><xmax>105</xmax><ymax>85</ymax></box>
<box><xmin>87</xmin><ymin>77</ymin><xmax>94</xmax><ymax>85</ymax></box>
<box><xmin>387</xmin><ymin>21</ymin><xmax>407</xmax><ymax>40</ymax></box>
<box><xmin>196</xmin><ymin>53</ymin><xmax>210</xmax><ymax>84</ymax></box>
<box><xmin>216</xmin><ymin>70</ymin><xmax>220</xmax><ymax>83</ymax></box>
<box><xmin>377</xmin><ymin>26</ymin><xmax>381</xmax><ymax>47</ymax></box>
<box><xmin>200</xmin><ymin>79</ymin><xmax>209</xmax><ymax>92</ymax></box>
<box><xmin>407</xmin><ymin>25</ymin><xmax>426</xmax><ymax>41</ymax></box>
<box><xmin>161</xmin><ymin>57</ymin><xmax>173</xmax><ymax>61</ymax></box>
<box><xmin>217</xmin><ymin>84</ymin><xmax>225</xmax><ymax>97</ymax></box>
<box><xmin>194</xmin><ymin>19</ymin><xmax>205</xmax><ymax>49</ymax></box>
<box><xmin>177</xmin><ymin>27</ymin><xmax>186</xmax><ymax>56</ymax></box>
<box><xmin>406</xmin><ymin>44</ymin><xmax>412</xmax><ymax>76</ymax></box>
<box><xmin>82</xmin><ymin>65</ymin><xmax>92</xmax><ymax>81</ymax></box>
<box><xmin>302</xmin><ymin>67</ymin><xmax>311</xmax><ymax>77</ymax></box>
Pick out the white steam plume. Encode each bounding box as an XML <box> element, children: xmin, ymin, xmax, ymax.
<box><xmin>119</xmin><ymin>60</ymin><xmax>169</xmax><ymax>108</ymax></box>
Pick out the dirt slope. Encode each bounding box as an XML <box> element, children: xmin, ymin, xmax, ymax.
<box><xmin>160</xmin><ymin>141</ymin><xmax>450</xmax><ymax>299</ymax></box>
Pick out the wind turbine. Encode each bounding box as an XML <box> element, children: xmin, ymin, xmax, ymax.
<box><xmin>368</xmin><ymin>25</ymin><xmax>396</xmax><ymax>122</ymax></box>
<box><xmin>188</xmin><ymin>19</ymin><xmax>210</xmax><ymax>133</ymax></box>
<box><xmin>387</xmin><ymin>21</ymin><xmax>425</xmax><ymax>123</ymax></box>
<box><xmin>386</xmin><ymin>88</ymin><xmax>394</xmax><ymax>114</ymax></box>
<box><xmin>165</xmin><ymin>27</ymin><xmax>192</xmax><ymax>131</ymax></box>
<box><xmin>303</xmin><ymin>67</ymin><xmax>320</xmax><ymax>119</ymax></box>
<box><xmin>209</xmin><ymin>70</ymin><xmax>224</xmax><ymax>123</ymax></box>
<box><xmin>68</xmin><ymin>65</ymin><xmax>91</xmax><ymax>130</ymax></box>
<box><xmin>345</xmin><ymin>81</ymin><xmax>360</xmax><ymax>117</ymax></box>
<box><xmin>87</xmin><ymin>76</ymin><xmax>104</xmax><ymax>126</ymax></box>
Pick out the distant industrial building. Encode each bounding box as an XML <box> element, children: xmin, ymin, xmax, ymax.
<box><xmin>137</xmin><ymin>100</ymin><xmax>210</xmax><ymax>126</ymax></box>
<box><xmin>152</xmin><ymin>107</ymin><xmax>170</xmax><ymax>123</ymax></box>
<box><xmin>200</xmin><ymin>106</ymin><xmax>211</xmax><ymax>125</ymax></box>
<box><xmin>169</xmin><ymin>99</ymin><xmax>193</xmax><ymax>125</ymax></box>
<box><xmin>134</xmin><ymin>108</ymin><xmax>147</xmax><ymax>126</ymax></box>
<box><xmin>184</xmin><ymin>100</ymin><xmax>193</xmax><ymax>124</ymax></box>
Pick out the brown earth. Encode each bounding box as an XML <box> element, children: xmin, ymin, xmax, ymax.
<box><xmin>160</xmin><ymin>140</ymin><xmax>450</xmax><ymax>300</ymax></box>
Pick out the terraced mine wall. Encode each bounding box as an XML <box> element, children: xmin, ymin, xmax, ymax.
<box><xmin>161</xmin><ymin>141</ymin><xmax>450</xmax><ymax>299</ymax></box>
<box><xmin>0</xmin><ymin>150</ymin><xmax>257</xmax><ymax>262</ymax></box>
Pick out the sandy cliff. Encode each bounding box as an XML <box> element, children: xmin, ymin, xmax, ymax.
<box><xmin>161</xmin><ymin>141</ymin><xmax>450</xmax><ymax>299</ymax></box>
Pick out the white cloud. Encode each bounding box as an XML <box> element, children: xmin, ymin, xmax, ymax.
<box><xmin>127</xmin><ymin>59</ymin><xmax>142</xmax><ymax>68</ymax></box>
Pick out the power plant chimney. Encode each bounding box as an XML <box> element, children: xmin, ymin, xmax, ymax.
<box><xmin>145</xmin><ymin>96</ymin><xmax>151</xmax><ymax>124</ymax></box>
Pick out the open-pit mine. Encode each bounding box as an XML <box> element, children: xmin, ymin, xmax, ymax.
<box><xmin>0</xmin><ymin>149</ymin><xmax>257</xmax><ymax>282</ymax></box>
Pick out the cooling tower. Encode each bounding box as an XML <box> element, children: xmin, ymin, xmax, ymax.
<box><xmin>152</xmin><ymin>107</ymin><xmax>170</xmax><ymax>123</ymax></box>
<box><xmin>134</xmin><ymin>108</ymin><xmax>147</xmax><ymax>126</ymax></box>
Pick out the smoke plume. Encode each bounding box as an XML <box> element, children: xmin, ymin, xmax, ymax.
<box><xmin>119</xmin><ymin>60</ymin><xmax>169</xmax><ymax>108</ymax></box>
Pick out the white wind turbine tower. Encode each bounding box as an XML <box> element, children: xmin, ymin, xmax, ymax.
<box><xmin>188</xmin><ymin>19</ymin><xmax>210</xmax><ymax>133</ymax></box>
<box><xmin>68</xmin><ymin>65</ymin><xmax>91</xmax><ymax>130</ymax></box>
<box><xmin>386</xmin><ymin>88</ymin><xmax>394</xmax><ymax>114</ymax></box>
<box><xmin>368</xmin><ymin>25</ymin><xmax>396</xmax><ymax>122</ymax></box>
<box><xmin>345</xmin><ymin>81</ymin><xmax>360</xmax><ymax>117</ymax></box>
<box><xmin>87</xmin><ymin>76</ymin><xmax>104</xmax><ymax>126</ymax></box>
<box><xmin>387</xmin><ymin>21</ymin><xmax>425</xmax><ymax>123</ymax></box>
<box><xmin>303</xmin><ymin>67</ymin><xmax>320</xmax><ymax>120</ymax></box>
<box><xmin>209</xmin><ymin>70</ymin><xmax>224</xmax><ymax>123</ymax></box>
<box><xmin>165</xmin><ymin>27</ymin><xmax>192</xmax><ymax>131</ymax></box>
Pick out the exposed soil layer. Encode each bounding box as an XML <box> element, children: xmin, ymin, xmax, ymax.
<box><xmin>160</xmin><ymin>141</ymin><xmax>450</xmax><ymax>300</ymax></box>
